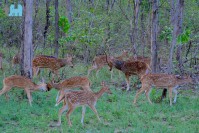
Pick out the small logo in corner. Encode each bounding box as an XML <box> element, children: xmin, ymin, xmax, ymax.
<box><xmin>9</xmin><ymin>4</ymin><xmax>22</xmax><ymax>17</ymax></box>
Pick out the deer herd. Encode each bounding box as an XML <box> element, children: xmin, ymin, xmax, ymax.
<box><xmin>0</xmin><ymin>50</ymin><xmax>193</xmax><ymax>127</ymax></box>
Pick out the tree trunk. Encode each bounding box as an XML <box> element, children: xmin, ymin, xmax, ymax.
<box><xmin>22</xmin><ymin>0</ymin><xmax>33</xmax><ymax>78</ymax></box>
<box><xmin>44</xmin><ymin>0</ymin><xmax>51</xmax><ymax>47</ymax></box>
<box><xmin>176</xmin><ymin>0</ymin><xmax>184</xmax><ymax>74</ymax></box>
<box><xmin>55</xmin><ymin>0</ymin><xmax>59</xmax><ymax>58</ymax></box>
<box><xmin>66</xmin><ymin>0</ymin><xmax>73</xmax><ymax>23</ymax></box>
<box><xmin>133</xmin><ymin>0</ymin><xmax>140</xmax><ymax>57</ymax></box>
<box><xmin>151</xmin><ymin>0</ymin><xmax>158</xmax><ymax>73</ymax></box>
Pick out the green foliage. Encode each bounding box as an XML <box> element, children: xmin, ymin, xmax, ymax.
<box><xmin>159</xmin><ymin>26</ymin><xmax>172</xmax><ymax>42</ymax></box>
<box><xmin>58</xmin><ymin>16</ymin><xmax>70</xmax><ymax>33</ymax></box>
<box><xmin>177</xmin><ymin>29</ymin><xmax>191</xmax><ymax>45</ymax></box>
<box><xmin>0</xmin><ymin>8</ymin><xmax>6</xmax><ymax>18</ymax></box>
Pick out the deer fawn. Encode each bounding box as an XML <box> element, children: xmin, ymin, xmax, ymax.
<box><xmin>32</xmin><ymin>55</ymin><xmax>74</xmax><ymax>79</ymax></box>
<box><xmin>0</xmin><ymin>52</ymin><xmax>3</xmax><ymax>71</ymax></box>
<box><xmin>55</xmin><ymin>82</ymin><xmax>111</xmax><ymax>127</ymax></box>
<box><xmin>87</xmin><ymin>50</ymin><xmax>128</xmax><ymax>78</ymax></box>
<box><xmin>0</xmin><ymin>75</ymin><xmax>47</xmax><ymax>106</ymax></box>
<box><xmin>107</xmin><ymin>55</ymin><xmax>151</xmax><ymax>91</ymax></box>
<box><xmin>133</xmin><ymin>74</ymin><xmax>193</xmax><ymax>106</ymax></box>
<box><xmin>47</xmin><ymin>76</ymin><xmax>92</xmax><ymax>102</ymax></box>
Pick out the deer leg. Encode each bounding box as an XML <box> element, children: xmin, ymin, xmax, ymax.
<box><xmin>56</xmin><ymin>103</ymin><xmax>68</xmax><ymax>126</ymax></box>
<box><xmin>110</xmin><ymin>69</ymin><xmax>113</xmax><ymax>80</ymax></box>
<box><xmin>89</xmin><ymin>104</ymin><xmax>101</xmax><ymax>122</ymax></box>
<box><xmin>87</xmin><ymin>66</ymin><xmax>96</xmax><ymax>76</ymax></box>
<box><xmin>0</xmin><ymin>86</ymin><xmax>11</xmax><ymax>100</ymax></box>
<box><xmin>33</xmin><ymin>67</ymin><xmax>39</xmax><ymax>77</ymax></box>
<box><xmin>172</xmin><ymin>86</ymin><xmax>179</xmax><ymax>104</ymax></box>
<box><xmin>25</xmin><ymin>89</ymin><xmax>32</xmax><ymax>106</ymax></box>
<box><xmin>125</xmin><ymin>74</ymin><xmax>130</xmax><ymax>91</ymax></box>
<box><xmin>168</xmin><ymin>87</ymin><xmax>173</xmax><ymax>106</ymax></box>
<box><xmin>133</xmin><ymin>86</ymin><xmax>148</xmax><ymax>104</ymax></box>
<box><xmin>81</xmin><ymin>106</ymin><xmax>86</xmax><ymax>125</ymax></box>
<box><xmin>145</xmin><ymin>88</ymin><xmax>152</xmax><ymax>104</ymax></box>
<box><xmin>66</xmin><ymin>105</ymin><xmax>75</xmax><ymax>127</ymax></box>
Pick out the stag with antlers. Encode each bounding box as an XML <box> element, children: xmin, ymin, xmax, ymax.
<box><xmin>87</xmin><ymin>50</ymin><xmax>128</xmax><ymax>78</ymax></box>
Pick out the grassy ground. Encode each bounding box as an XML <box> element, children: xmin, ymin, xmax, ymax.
<box><xmin>0</xmin><ymin>64</ymin><xmax>198</xmax><ymax>133</ymax></box>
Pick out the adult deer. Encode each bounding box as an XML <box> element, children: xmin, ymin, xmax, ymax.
<box><xmin>106</xmin><ymin>55</ymin><xmax>151</xmax><ymax>91</ymax></box>
<box><xmin>47</xmin><ymin>76</ymin><xmax>92</xmax><ymax>102</ymax></box>
<box><xmin>133</xmin><ymin>74</ymin><xmax>193</xmax><ymax>106</ymax></box>
<box><xmin>32</xmin><ymin>55</ymin><xmax>74</xmax><ymax>79</ymax></box>
<box><xmin>0</xmin><ymin>75</ymin><xmax>47</xmax><ymax>106</ymax></box>
<box><xmin>87</xmin><ymin>50</ymin><xmax>128</xmax><ymax>78</ymax></box>
<box><xmin>55</xmin><ymin>82</ymin><xmax>111</xmax><ymax>127</ymax></box>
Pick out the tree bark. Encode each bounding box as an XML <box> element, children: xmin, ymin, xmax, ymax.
<box><xmin>22</xmin><ymin>0</ymin><xmax>33</xmax><ymax>78</ymax></box>
<box><xmin>151</xmin><ymin>0</ymin><xmax>158</xmax><ymax>73</ymax></box>
<box><xmin>133</xmin><ymin>0</ymin><xmax>140</xmax><ymax>57</ymax></box>
<box><xmin>176</xmin><ymin>0</ymin><xmax>184</xmax><ymax>74</ymax></box>
<box><xmin>44</xmin><ymin>0</ymin><xmax>51</xmax><ymax>47</ymax></box>
<box><xmin>55</xmin><ymin>0</ymin><xmax>59</xmax><ymax>58</ymax></box>
<box><xmin>66</xmin><ymin>0</ymin><xmax>73</xmax><ymax>23</ymax></box>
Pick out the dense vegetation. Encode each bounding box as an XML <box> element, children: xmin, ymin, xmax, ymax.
<box><xmin>0</xmin><ymin>0</ymin><xmax>198</xmax><ymax>132</ymax></box>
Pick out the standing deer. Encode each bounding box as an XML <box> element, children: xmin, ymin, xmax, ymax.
<box><xmin>32</xmin><ymin>55</ymin><xmax>74</xmax><ymax>79</ymax></box>
<box><xmin>87</xmin><ymin>50</ymin><xmax>128</xmax><ymax>78</ymax></box>
<box><xmin>55</xmin><ymin>82</ymin><xmax>111</xmax><ymax>127</ymax></box>
<box><xmin>106</xmin><ymin>55</ymin><xmax>151</xmax><ymax>91</ymax></box>
<box><xmin>0</xmin><ymin>75</ymin><xmax>47</xmax><ymax>106</ymax></box>
<box><xmin>133</xmin><ymin>74</ymin><xmax>193</xmax><ymax>106</ymax></box>
<box><xmin>47</xmin><ymin>76</ymin><xmax>92</xmax><ymax>102</ymax></box>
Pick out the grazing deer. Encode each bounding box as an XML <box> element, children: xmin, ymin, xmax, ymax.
<box><xmin>55</xmin><ymin>82</ymin><xmax>111</xmax><ymax>127</ymax></box>
<box><xmin>133</xmin><ymin>74</ymin><xmax>193</xmax><ymax>106</ymax></box>
<box><xmin>47</xmin><ymin>76</ymin><xmax>92</xmax><ymax>102</ymax></box>
<box><xmin>87</xmin><ymin>50</ymin><xmax>128</xmax><ymax>78</ymax></box>
<box><xmin>0</xmin><ymin>52</ymin><xmax>3</xmax><ymax>71</ymax></box>
<box><xmin>107</xmin><ymin>55</ymin><xmax>151</xmax><ymax>91</ymax></box>
<box><xmin>0</xmin><ymin>75</ymin><xmax>47</xmax><ymax>106</ymax></box>
<box><xmin>32</xmin><ymin>55</ymin><xmax>74</xmax><ymax>78</ymax></box>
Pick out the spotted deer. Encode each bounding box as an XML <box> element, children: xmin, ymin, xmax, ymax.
<box><xmin>0</xmin><ymin>75</ymin><xmax>47</xmax><ymax>106</ymax></box>
<box><xmin>0</xmin><ymin>52</ymin><xmax>3</xmax><ymax>71</ymax></box>
<box><xmin>32</xmin><ymin>55</ymin><xmax>74</xmax><ymax>78</ymax></box>
<box><xmin>128</xmin><ymin>56</ymin><xmax>151</xmax><ymax>66</ymax></box>
<box><xmin>55</xmin><ymin>82</ymin><xmax>111</xmax><ymax>127</ymax></box>
<box><xmin>133</xmin><ymin>74</ymin><xmax>193</xmax><ymax>106</ymax></box>
<box><xmin>47</xmin><ymin>76</ymin><xmax>92</xmax><ymax>102</ymax></box>
<box><xmin>87</xmin><ymin>50</ymin><xmax>128</xmax><ymax>78</ymax></box>
<box><xmin>106</xmin><ymin>55</ymin><xmax>151</xmax><ymax>91</ymax></box>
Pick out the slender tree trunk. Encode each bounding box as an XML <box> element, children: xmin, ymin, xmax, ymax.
<box><xmin>140</xmin><ymin>8</ymin><xmax>145</xmax><ymax>56</ymax></box>
<box><xmin>133</xmin><ymin>0</ymin><xmax>140</xmax><ymax>57</ymax></box>
<box><xmin>167</xmin><ymin>0</ymin><xmax>177</xmax><ymax>74</ymax></box>
<box><xmin>151</xmin><ymin>0</ymin><xmax>158</xmax><ymax>73</ymax></box>
<box><xmin>55</xmin><ymin>0</ymin><xmax>59</xmax><ymax>58</ymax></box>
<box><xmin>44</xmin><ymin>0</ymin><xmax>51</xmax><ymax>47</ymax></box>
<box><xmin>22</xmin><ymin>0</ymin><xmax>33</xmax><ymax>78</ymax></box>
<box><xmin>66</xmin><ymin>0</ymin><xmax>73</xmax><ymax>23</ymax></box>
<box><xmin>176</xmin><ymin>0</ymin><xmax>184</xmax><ymax>74</ymax></box>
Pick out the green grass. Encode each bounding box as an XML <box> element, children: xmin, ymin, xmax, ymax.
<box><xmin>0</xmin><ymin>64</ymin><xmax>198</xmax><ymax>133</ymax></box>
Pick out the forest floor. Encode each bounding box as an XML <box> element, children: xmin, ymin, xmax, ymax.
<box><xmin>0</xmin><ymin>64</ymin><xmax>198</xmax><ymax>133</ymax></box>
